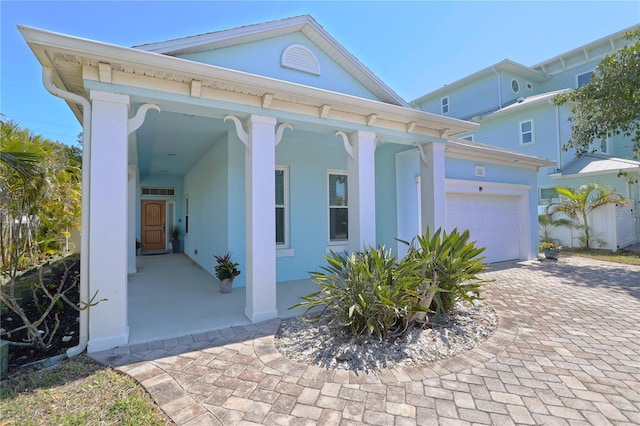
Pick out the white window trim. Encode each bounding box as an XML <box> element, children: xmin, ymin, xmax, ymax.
<box><xmin>576</xmin><ymin>70</ymin><xmax>594</xmax><ymax>88</ymax></box>
<box><xmin>539</xmin><ymin>186</ymin><xmax>559</xmax><ymax>205</ymax></box>
<box><xmin>327</xmin><ymin>169</ymin><xmax>349</xmax><ymax>246</ymax></box>
<box><xmin>275</xmin><ymin>166</ymin><xmax>292</xmax><ymax>254</ymax></box>
<box><xmin>519</xmin><ymin>119</ymin><xmax>535</xmax><ymax>146</ymax></box>
<box><xmin>441</xmin><ymin>96</ymin><xmax>449</xmax><ymax>114</ymax></box>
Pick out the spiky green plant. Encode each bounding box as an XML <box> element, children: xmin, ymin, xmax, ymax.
<box><xmin>293</xmin><ymin>246</ymin><xmax>428</xmax><ymax>340</ymax></box>
<box><xmin>399</xmin><ymin>227</ymin><xmax>488</xmax><ymax>323</ymax></box>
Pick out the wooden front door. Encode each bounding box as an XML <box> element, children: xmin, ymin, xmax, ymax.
<box><xmin>141</xmin><ymin>200</ymin><xmax>166</xmax><ymax>251</ymax></box>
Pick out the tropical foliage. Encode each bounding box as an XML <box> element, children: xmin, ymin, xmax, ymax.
<box><xmin>213</xmin><ymin>252</ymin><xmax>241</xmax><ymax>281</ymax></box>
<box><xmin>1</xmin><ymin>120</ymin><xmax>84</xmax><ymax>349</ymax></box>
<box><xmin>399</xmin><ymin>228</ymin><xmax>487</xmax><ymax>322</ymax></box>
<box><xmin>554</xmin><ymin>183</ymin><xmax>627</xmax><ymax>249</ymax></box>
<box><xmin>554</xmin><ymin>29</ymin><xmax>640</xmax><ymax>158</ymax></box>
<box><xmin>294</xmin><ymin>228</ymin><xmax>488</xmax><ymax>340</ymax></box>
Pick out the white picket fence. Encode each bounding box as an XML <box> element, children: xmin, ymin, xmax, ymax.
<box><xmin>539</xmin><ymin>203</ymin><xmax>638</xmax><ymax>252</ymax></box>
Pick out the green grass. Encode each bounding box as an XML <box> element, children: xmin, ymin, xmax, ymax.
<box><xmin>562</xmin><ymin>247</ymin><xmax>640</xmax><ymax>266</ymax></box>
<box><xmin>0</xmin><ymin>355</ymin><xmax>173</xmax><ymax>426</ymax></box>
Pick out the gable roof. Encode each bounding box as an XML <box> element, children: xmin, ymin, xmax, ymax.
<box><xmin>410</xmin><ymin>59</ymin><xmax>550</xmax><ymax>106</ymax></box>
<box><xmin>18</xmin><ymin>24</ymin><xmax>477</xmax><ymax>141</ymax></box>
<box><xmin>555</xmin><ymin>153</ymin><xmax>640</xmax><ymax>178</ymax></box>
<box><xmin>135</xmin><ymin>15</ymin><xmax>409</xmax><ymax>107</ymax></box>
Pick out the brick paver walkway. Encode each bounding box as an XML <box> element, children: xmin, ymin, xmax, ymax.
<box><xmin>91</xmin><ymin>256</ymin><xmax>640</xmax><ymax>425</ymax></box>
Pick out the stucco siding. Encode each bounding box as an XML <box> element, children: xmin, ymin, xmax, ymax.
<box><xmin>177</xmin><ymin>32</ymin><xmax>381</xmax><ymax>101</ymax></box>
<box><xmin>415</xmin><ymin>73</ymin><xmax>499</xmax><ymax>120</ymax></box>
<box><xmin>183</xmin><ymin>134</ymin><xmax>233</xmax><ymax>281</ymax></box>
<box><xmin>375</xmin><ymin>143</ymin><xmax>412</xmax><ymax>254</ymax></box>
<box><xmin>274</xmin><ymin>132</ymin><xmax>348</xmax><ymax>282</ymax></box>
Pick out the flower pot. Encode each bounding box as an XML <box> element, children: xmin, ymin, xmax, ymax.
<box><xmin>220</xmin><ymin>278</ymin><xmax>233</xmax><ymax>293</ymax></box>
<box><xmin>544</xmin><ymin>249</ymin><xmax>559</xmax><ymax>260</ymax></box>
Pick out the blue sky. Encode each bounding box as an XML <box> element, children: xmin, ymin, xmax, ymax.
<box><xmin>1</xmin><ymin>1</ymin><xmax>638</xmax><ymax>146</ymax></box>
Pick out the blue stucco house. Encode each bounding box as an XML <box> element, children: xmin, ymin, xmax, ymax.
<box><xmin>20</xmin><ymin>15</ymin><xmax>552</xmax><ymax>352</ymax></box>
<box><xmin>412</xmin><ymin>26</ymin><xmax>640</xmax><ymax>250</ymax></box>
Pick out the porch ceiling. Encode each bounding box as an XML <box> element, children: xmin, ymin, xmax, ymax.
<box><xmin>134</xmin><ymin>110</ymin><xmax>225</xmax><ymax>178</ymax></box>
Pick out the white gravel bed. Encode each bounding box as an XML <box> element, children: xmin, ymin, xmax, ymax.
<box><xmin>274</xmin><ymin>301</ymin><xmax>497</xmax><ymax>372</ymax></box>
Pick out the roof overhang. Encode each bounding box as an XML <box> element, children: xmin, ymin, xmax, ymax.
<box><xmin>18</xmin><ymin>25</ymin><xmax>477</xmax><ymax>141</ymax></box>
<box><xmin>445</xmin><ymin>138</ymin><xmax>556</xmax><ymax>170</ymax></box>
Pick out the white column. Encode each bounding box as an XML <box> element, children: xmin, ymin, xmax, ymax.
<box><xmin>127</xmin><ymin>164</ymin><xmax>137</xmax><ymax>274</ymax></box>
<box><xmin>244</xmin><ymin>114</ymin><xmax>278</xmax><ymax>322</ymax></box>
<box><xmin>348</xmin><ymin>131</ymin><xmax>377</xmax><ymax>252</ymax></box>
<box><xmin>419</xmin><ymin>141</ymin><xmax>447</xmax><ymax>232</ymax></box>
<box><xmin>87</xmin><ymin>90</ymin><xmax>129</xmax><ymax>352</ymax></box>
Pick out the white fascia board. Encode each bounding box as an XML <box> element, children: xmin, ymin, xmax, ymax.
<box><xmin>18</xmin><ymin>25</ymin><xmax>475</xmax><ymax>135</ymax></box>
<box><xmin>446</xmin><ymin>139</ymin><xmax>555</xmax><ymax>169</ymax></box>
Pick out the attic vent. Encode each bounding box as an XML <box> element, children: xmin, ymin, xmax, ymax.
<box><xmin>281</xmin><ymin>44</ymin><xmax>320</xmax><ymax>75</ymax></box>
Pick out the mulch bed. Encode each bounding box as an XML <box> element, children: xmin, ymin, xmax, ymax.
<box><xmin>1</xmin><ymin>256</ymin><xmax>81</xmax><ymax>372</ymax></box>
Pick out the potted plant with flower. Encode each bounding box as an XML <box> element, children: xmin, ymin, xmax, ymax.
<box><xmin>539</xmin><ymin>241</ymin><xmax>561</xmax><ymax>260</ymax></box>
<box><xmin>214</xmin><ymin>252</ymin><xmax>241</xmax><ymax>293</ymax></box>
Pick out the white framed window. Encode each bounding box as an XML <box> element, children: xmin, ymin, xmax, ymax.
<box><xmin>275</xmin><ymin>166</ymin><xmax>289</xmax><ymax>247</ymax></box>
<box><xmin>520</xmin><ymin>119</ymin><xmax>534</xmax><ymax>145</ymax></box>
<box><xmin>328</xmin><ymin>171</ymin><xmax>348</xmax><ymax>243</ymax></box>
<box><xmin>511</xmin><ymin>79</ymin><xmax>520</xmax><ymax>93</ymax></box>
<box><xmin>441</xmin><ymin>96</ymin><xmax>449</xmax><ymax>114</ymax></box>
<box><xmin>577</xmin><ymin>71</ymin><xmax>593</xmax><ymax>88</ymax></box>
<box><xmin>539</xmin><ymin>187</ymin><xmax>559</xmax><ymax>204</ymax></box>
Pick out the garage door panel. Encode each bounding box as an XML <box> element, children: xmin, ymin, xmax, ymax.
<box><xmin>445</xmin><ymin>193</ymin><xmax>521</xmax><ymax>263</ymax></box>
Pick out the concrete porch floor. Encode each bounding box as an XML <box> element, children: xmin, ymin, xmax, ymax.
<box><xmin>127</xmin><ymin>253</ymin><xmax>317</xmax><ymax>346</ymax></box>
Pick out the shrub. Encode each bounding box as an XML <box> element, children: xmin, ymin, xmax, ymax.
<box><xmin>399</xmin><ymin>228</ymin><xmax>488</xmax><ymax>322</ymax></box>
<box><xmin>293</xmin><ymin>246</ymin><xmax>428</xmax><ymax>340</ymax></box>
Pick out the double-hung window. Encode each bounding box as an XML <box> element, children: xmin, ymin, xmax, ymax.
<box><xmin>441</xmin><ymin>97</ymin><xmax>449</xmax><ymax>114</ymax></box>
<box><xmin>275</xmin><ymin>166</ymin><xmax>288</xmax><ymax>246</ymax></box>
<box><xmin>328</xmin><ymin>172</ymin><xmax>348</xmax><ymax>242</ymax></box>
<box><xmin>520</xmin><ymin>120</ymin><xmax>534</xmax><ymax>145</ymax></box>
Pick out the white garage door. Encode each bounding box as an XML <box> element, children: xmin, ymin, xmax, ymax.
<box><xmin>445</xmin><ymin>193</ymin><xmax>522</xmax><ymax>263</ymax></box>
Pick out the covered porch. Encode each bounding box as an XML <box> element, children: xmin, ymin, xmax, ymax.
<box><xmin>128</xmin><ymin>253</ymin><xmax>317</xmax><ymax>346</ymax></box>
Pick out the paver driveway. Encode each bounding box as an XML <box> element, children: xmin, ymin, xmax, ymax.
<box><xmin>91</xmin><ymin>256</ymin><xmax>640</xmax><ymax>425</ymax></box>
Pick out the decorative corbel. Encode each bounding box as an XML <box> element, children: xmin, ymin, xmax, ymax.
<box><xmin>320</xmin><ymin>104</ymin><xmax>331</xmax><ymax>118</ymax></box>
<box><xmin>224</xmin><ymin>114</ymin><xmax>249</xmax><ymax>147</ymax></box>
<box><xmin>275</xmin><ymin>123</ymin><xmax>293</xmax><ymax>146</ymax></box>
<box><xmin>190</xmin><ymin>80</ymin><xmax>202</xmax><ymax>98</ymax></box>
<box><xmin>335</xmin><ymin>131</ymin><xmax>353</xmax><ymax>159</ymax></box>
<box><xmin>128</xmin><ymin>103</ymin><xmax>160</xmax><ymax>135</ymax></box>
<box><xmin>439</xmin><ymin>128</ymin><xmax>450</xmax><ymax>139</ymax></box>
<box><xmin>98</xmin><ymin>62</ymin><xmax>112</xmax><ymax>83</ymax></box>
<box><xmin>262</xmin><ymin>93</ymin><xmax>273</xmax><ymax>109</ymax></box>
<box><xmin>414</xmin><ymin>143</ymin><xmax>429</xmax><ymax>166</ymax></box>
<box><xmin>406</xmin><ymin>122</ymin><xmax>417</xmax><ymax>133</ymax></box>
<box><xmin>366</xmin><ymin>114</ymin><xmax>377</xmax><ymax>126</ymax></box>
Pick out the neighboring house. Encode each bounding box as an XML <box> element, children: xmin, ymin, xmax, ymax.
<box><xmin>20</xmin><ymin>15</ymin><xmax>552</xmax><ymax>352</ymax></box>
<box><xmin>412</xmin><ymin>25</ymin><xmax>640</xmax><ymax>250</ymax></box>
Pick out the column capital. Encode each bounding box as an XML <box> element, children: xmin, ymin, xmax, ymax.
<box><xmin>89</xmin><ymin>89</ymin><xmax>129</xmax><ymax>105</ymax></box>
<box><xmin>247</xmin><ymin>114</ymin><xmax>277</xmax><ymax>127</ymax></box>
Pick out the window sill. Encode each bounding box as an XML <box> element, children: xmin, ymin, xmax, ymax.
<box><xmin>276</xmin><ymin>248</ymin><xmax>295</xmax><ymax>258</ymax></box>
<box><xmin>325</xmin><ymin>244</ymin><xmax>349</xmax><ymax>254</ymax></box>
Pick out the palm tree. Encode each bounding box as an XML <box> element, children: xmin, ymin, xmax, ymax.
<box><xmin>555</xmin><ymin>183</ymin><xmax>627</xmax><ymax>249</ymax></box>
